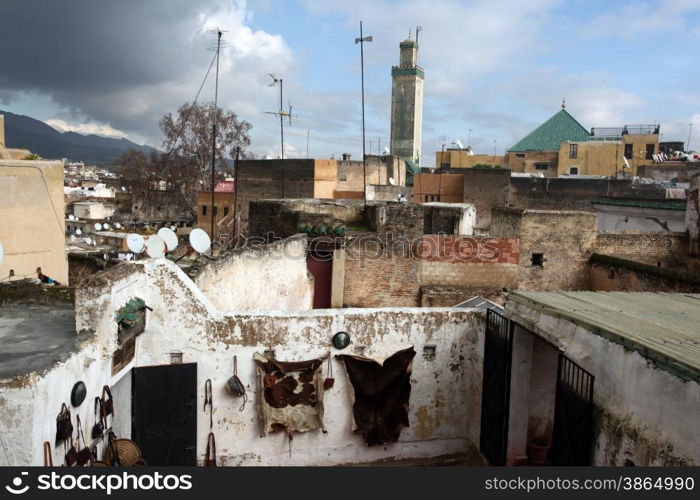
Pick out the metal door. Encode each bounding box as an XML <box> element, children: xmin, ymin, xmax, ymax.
<box><xmin>549</xmin><ymin>355</ymin><xmax>595</xmax><ymax>465</ymax></box>
<box><xmin>307</xmin><ymin>251</ymin><xmax>333</xmax><ymax>308</ymax></box>
<box><xmin>479</xmin><ymin>309</ymin><xmax>514</xmax><ymax>465</ymax></box>
<box><xmin>132</xmin><ymin>363</ymin><xmax>197</xmax><ymax>466</ymax></box>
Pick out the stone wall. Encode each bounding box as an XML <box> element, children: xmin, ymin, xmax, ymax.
<box><xmin>593</xmin><ymin>232</ymin><xmax>689</xmax><ymax>268</ymax></box>
<box><xmin>462</xmin><ymin>169</ymin><xmax>510</xmax><ymax>229</ymax></box>
<box><xmin>588</xmin><ymin>254</ymin><xmax>700</xmax><ymax>293</ymax></box>
<box><xmin>688</xmin><ymin>174</ymin><xmax>699</xmax><ymax>256</ymax></box>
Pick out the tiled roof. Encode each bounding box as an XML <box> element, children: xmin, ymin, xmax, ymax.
<box><xmin>509</xmin><ymin>109</ymin><xmax>590</xmax><ymax>152</ymax></box>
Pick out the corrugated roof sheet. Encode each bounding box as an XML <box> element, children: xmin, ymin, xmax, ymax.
<box><xmin>509</xmin><ymin>109</ymin><xmax>591</xmax><ymax>152</ymax></box>
<box><xmin>509</xmin><ymin>291</ymin><xmax>700</xmax><ymax>382</ymax></box>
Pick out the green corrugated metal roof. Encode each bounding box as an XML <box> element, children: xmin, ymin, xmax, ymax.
<box><xmin>509</xmin><ymin>291</ymin><xmax>700</xmax><ymax>382</ymax></box>
<box><xmin>592</xmin><ymin>198</ymin><xmax>687</xmax><ymax>210</ymax></box>
<box><xmin>509</xmin><ymin>109</ymin><xmax>591</xmax><ymax>152</ymax></box>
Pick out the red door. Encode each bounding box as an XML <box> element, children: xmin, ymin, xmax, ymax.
<box><xmin>306</xmin><ymin>251</ymin><xmax>333</xmax><ymax>309</ymax></box>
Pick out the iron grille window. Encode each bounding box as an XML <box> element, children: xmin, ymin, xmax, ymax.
<box><xmin>202</xmin><ymin>205</ymin><xmax>207</xmax><ymax>216</ymax></box>
<box><xmin>569</xmin><ymin>144</ymin><xmax>578</xmax><ymax>159</ymax></box>
<box><xmin>534</xmin><ymin>163</ymin><xmax>549</xmax><ymax>170</ymax></box>
<box><xmin>645</xmin><ymin>144</ymin><xmax>655</xmax><ymax>160</ymax></box>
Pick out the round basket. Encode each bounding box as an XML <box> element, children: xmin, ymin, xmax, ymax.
<box><xmin>104</xmin><ymin>439</ymin><xmax>142</xmax><ymax>467</ymax></box>
<box><xmin>91</xmin><ymin>461</ymin><xmax>110</xmax><ymax>467</ymax></box>
<box><xmin>133</xmin><ymin>458</ymin><xmax>148</xmax><ymax>466</ymax></box>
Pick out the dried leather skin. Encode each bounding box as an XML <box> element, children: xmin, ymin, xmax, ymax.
<box><xmin>254</xmin><ymin>353</ymin><xmax>328</xmax><ymax>436</ymax></box>
<box><xmin>337</xmin><ymin>347</ymin><xmax>416</xmax><ymax>446</ymax></box>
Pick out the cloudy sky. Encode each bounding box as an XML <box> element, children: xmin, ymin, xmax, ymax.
<box><xmin>1</xmin><ymin>0</ymin><xmax>699</xmax><ymax>166</ymax></box>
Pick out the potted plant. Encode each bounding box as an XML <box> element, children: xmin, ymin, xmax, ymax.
<box><xmin>526</xmin><ymin>437</ymin><xmax>551</xmax><ymax>464</ymax></box>
<box><xmin>115</xmin><ymin>297</ymin><xmax>152</xmax><ymax>342</ymax></box>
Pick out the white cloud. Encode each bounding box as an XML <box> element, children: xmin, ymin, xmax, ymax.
<box><xmin>45</xmin><ymin>118</ymin><xmax>129</xmax><ymax>138</ymax></box>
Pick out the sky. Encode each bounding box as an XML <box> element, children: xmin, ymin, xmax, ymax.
<box><xmin>0</xmin><ymin>0</ymin><xmax>699</xmax><ymax>166</ymax></box>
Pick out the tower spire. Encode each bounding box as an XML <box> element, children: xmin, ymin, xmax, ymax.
<box><xmin>562</xmin><ymin>98</ymin><xmax>566</xmax><ymax>109</ymax></box>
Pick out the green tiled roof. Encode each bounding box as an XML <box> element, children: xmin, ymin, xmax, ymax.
<box><xmin>509</xmin><ymin>109</ymin><xmax>590</xmax><ymax>152</ymax></box>
<box><xmin>405</xmin><ymin>159</ymin><xmax>421</xmax><ymax>174</ymax></box>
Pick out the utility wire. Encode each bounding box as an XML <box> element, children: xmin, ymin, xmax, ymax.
<box><xmin>158</xmin><ymin>50</ymin><xmax>218</xmax><ymax>177</ymax></box>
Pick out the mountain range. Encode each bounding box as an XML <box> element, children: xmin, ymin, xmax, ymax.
<box><xmin>1</xmin><ymin>110</ymin><xmax>157</xmax><ymax>165</ymax></box>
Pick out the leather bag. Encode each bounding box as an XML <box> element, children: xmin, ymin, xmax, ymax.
<box><xmin>102</xmin><ymin>385</ymin><xmax>114</xmax><ymax>417</ymax></box>
<box><xmin>75</xmin><ymin>415</ymin><xmax>92</xmax><ymax>466</ymax></box>
<box><xmin>55</xmin><ymin>403</ymin><xmax>73</xmax><ymax>446</ymax></box>
<box><xmin>43</xmin><ymin>442</ymin><xmax>53</xmax><ymax>467</ymax></box>
<box><xmin>91</xmin><ymin>397</ymin><xmax>105</xmax><ymax>440</ymax></box>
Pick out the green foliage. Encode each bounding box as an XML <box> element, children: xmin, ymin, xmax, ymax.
<box><xmin>472</xmin><ymin>163</ymin><xmax>503</xmax><ymax>169</ymax></box>
<box><xmin>115</xmin><ymin>297</ymin><xmax>148</xmax><ymax>324</ymax></box>
<box><xmin>22</xmin><ymin>153</ymin><xmax>40</xmax><ymax>160</ymax></box>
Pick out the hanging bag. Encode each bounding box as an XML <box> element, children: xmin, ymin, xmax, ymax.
<box><xmin>323</xmin><ymin>355</ymin><xmax>335</xmax><ymax>390</ymax></box>
<box><xmin>91</xmin><ymin>397</ymin><xmax>105</xmax><ymax>440</ymax></box>
<box><xmin>225</xmin><ymin>356</ymin><xmax>247</xmax><ymax>411</ymax></box>
<box><xmin>64</xmin><ymin>435</ymin><xmax>78</xmax><ymax>466</ymax></box>
<box><xmin>102</xmin><ymin>385</ymin><xmax>114</xmax><ymax>417</ymax></box>
<box><xmin>75</xmin><ymin>415</ymin><xmax>92</xmax><ymax>466</ymax></box>
<box><xmin>43</xmin><ymin>442</ymin><xmax>53</xmax><ymax>467</ymax></box>
<box><xmin>204</xmin><ymin>432</ymin><xmax>217</xmax><ymax>467</ymax></box>
<box><xmin>55</xmin><ymin>403</ymin><xmax>73</xmax><ymax>446</ymax></box>
<box><xmin>107</xmin><ymin>431</ymin><xmax>122</xmax><ymax>466</ymax></box>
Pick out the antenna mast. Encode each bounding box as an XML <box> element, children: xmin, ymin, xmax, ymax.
<box><xmin>210</xmin><ymin>28</ymin><xmax>222</xmax><ymax>252</ymax></box>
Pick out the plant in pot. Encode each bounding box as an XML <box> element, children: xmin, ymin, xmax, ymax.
<box><xmin>526</xmin><ymin>436</ymin><xmax>551</xmax><ymax>464</ymax></box>
<box><xmin>115</xmin><ymin>297</ymin><xmax>152</xmax><ymax>341</ymax></box>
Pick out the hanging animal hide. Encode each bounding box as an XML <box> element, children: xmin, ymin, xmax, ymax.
<box><xmin>336</xmin><ymin>347</ymin><xmax>416</xmax><ymax>446</ymax></box>
<box><xmin>254</xmin><ymin>352</ymin><xmax>328</xmax><ymax>437</ymax></box>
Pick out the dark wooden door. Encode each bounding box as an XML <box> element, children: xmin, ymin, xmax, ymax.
<box><xmin>307</xmin><ymin>251</ymin><xmax>333</xmax><ymax>308</ymax></box>
<box><xmin>549</xmin><ymin>355</ymin><xmax>595</xmax><ymax>466</ymax></box>
<box><xmin>479</xmin><ymin>309</ymin><xmax>514</xmax><ymax>466</ymax></box>
<box><xmin>132</xmin><ymin>363</ymin><xmax>197</xmax><ymax>465</ymax></box>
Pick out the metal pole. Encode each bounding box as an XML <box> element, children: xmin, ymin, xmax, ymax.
<box><xmin>441</xmin><ymin>143</ymin><xmax>445</xmax><ymax>169</ymax></box>
<box><xmin>233</xmin><ymin>146</ymin><xmax>240</xmax><ymax>245</ymax></box>
<box><xmin>360</xmin><ymin>21</ymin><xmax>367</xmax><ymax>208</ymax></box>
<box><xmin>280</xmin><ymin>78</ymin><xmax>285</xmax><ymax>197</ymax></box>
<box><xmin>210</xmin><ymin>30</ymin><xmax>221</xmax><ymax>253</ymax></box>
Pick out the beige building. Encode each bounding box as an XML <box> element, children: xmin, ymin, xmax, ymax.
<box><xmin>0</xmin><ymin>114</ymin><xmax>32</xmax><ymax>160</ymax></box>
<box><xmin>390</xmin><ymin>36</ymin><xmax>424</xmax><ymax>164</ymax></box>
<box><xmin>0</xmin><ymin>159</ymin><xmax>69</xmax><ymax>284</ymax></box>
<box><xmin>435</xmin><ymin>106</ymin><xmax>660</xmax><ymax>177</ymax></box>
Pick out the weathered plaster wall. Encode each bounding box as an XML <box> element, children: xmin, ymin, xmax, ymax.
<box><xmin>194</xmin><ymin>235</ymin><xmax>314</xmax><ymax>311</ymax></box>
<box><xmin>1</xmin><ymin>259</ymin><xmax>486</xmax><ymax>466</ymax></box>
<box><xmin>593</xmin><ymin>232</ymin><xmax>689</xmax><ymax>268</ymax></box>
<box><xmin>0</xmin><ymin>160</ymin><xmax>69</xmax><ymax>284</ymax></box>
<box><xmin>506</xmin><ymin>300</ymin><xmax>700</xmax><ymax>466</ymax></box>
<box><xmin>0</xmin><ymin>264</ymin><xmax>145</xmax><ymax>466</ymax></box>
<box><xmin>141</xmin><ymin>261</ymin><xmax>485</xmax><ymax>466</ymax></box>
<box><xmin>594</xmin><ymin>205</ymin><xmax>687</xmax><ymax>233</ymax></box>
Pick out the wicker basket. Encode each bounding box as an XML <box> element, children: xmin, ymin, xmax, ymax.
<box><xmin>91</xmin><ymin>461</ymin><xmax>110</xmax><ymax>467</ymax></box>
<box><xmin>104</xmin><ymin>439</ymin><xmax>142</xmax><ymax>467</ymax></box>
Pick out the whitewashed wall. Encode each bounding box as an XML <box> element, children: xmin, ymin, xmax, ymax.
<box><xmin>507</xmin><ymin>300</ymin><xmax>700</xmax><ymax>466</ymax></box>
<box><xmin>194</xmin><ymin>235</ymin><xmax>314</xmax><ymax>311</ymax></box>
<box><xmin>1</xmin><ymin>260</ymin><xmax>485</xmax><ymax>466</ymax></box>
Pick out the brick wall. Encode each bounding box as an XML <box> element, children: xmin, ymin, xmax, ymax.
<box><xmin>420</xmin><ymin>236</ymin><xmax>519</xmax><ymax>264</ymax></box>
<box><xmin>342</xmin><ymin>240</ymin><xmax>421</xmax><ymax>307</ymax></box>
<box><xmin>588</xmin><ymin>255</ymin><xmax>700</xmax><ymax>293</ymax></box>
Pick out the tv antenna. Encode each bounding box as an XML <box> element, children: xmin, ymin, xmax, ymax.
<box><xmin>415</xmin><ymin>26</ymin><xmax>422</xmax><ymax>48</ymax></box>
<box><xmin>264</xmin><ymin>73</ymin><xmax>294</xmax><ymax>197</ymax></box>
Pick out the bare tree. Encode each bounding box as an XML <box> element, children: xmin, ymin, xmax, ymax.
<box><xmin>159</xmin><ymin>101</ymin><xmax>252</xmax><ymax>179</ymax></box>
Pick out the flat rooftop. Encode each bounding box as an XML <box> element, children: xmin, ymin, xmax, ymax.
<box><xmin>0</xmin><ymin>303</ymin><xmax>84</xmax><ymax>380</ymax></box>
<box><xmin>509</xmin><ymin>291</ymin><xmax>700</xmax><ymax>382</ymax></box>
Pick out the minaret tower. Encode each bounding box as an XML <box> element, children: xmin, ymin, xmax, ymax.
<box><xmin>390</xmin><ymin>29</ymin><xmax>424</xmax><ymax>165</ymax></box>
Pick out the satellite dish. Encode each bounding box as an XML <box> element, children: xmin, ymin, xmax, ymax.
<box><xmin>170</xmin><ymin>225</ymin><xmax>177</xmax><ymax>232</ymax></box>
<box><xmin>83</xmin><ymin>237</ymin><xmax>92</xmax><ymax>245</ymax></box>
<box><xmin>126</xmin><ymin>233</ymin><xmax>145</xmax><ymax>254</ymax></box>
<box><xmin>145</xmin><ymin>235</ymin><xmax>166</xmax><ymax>258</ymax></box>
<box><xmin>121</xmin><ymin>186</ymin><xmax>126</xmax><ymax>191</ymax></box>
<box><xmin>388</xmin><ymin>177</ymin><xmax>396</xmax><ymax>186</ymax></box>
<box><xmin>103</xmin><ymin>223</ymin><xmax>111</xmax><ymax>230</ymax></box>
<box><xmin>75</xmin><ymin>229</ymin><xmax>83</xmax><ymax>236</ymax></box>
<box><xmin>157</xmin><ymin>227</ymin><xmax>178</xmax><ymax>252</ymax></box>
<box><xmin>455</xmin><ymin>140</ymin><xmax>464</xmax><ymax>150</ymax></box>
<box><xmin>69</xmin><ymin>235</ymin><xmax>76</xmax><ymax>243</ymax></box>
<box><xmin>0</xmin><ymin>242</ymin><xmax>3</xmax><ymax>265</ymax></box>
<box><xmin>189</xmin><ymin>228</ymin><xmax>211</xmax><ymax>253</ymax></box>
<box><xmin>68</xmin><ymin>214</ymin><xmax>75</xmax><ymax>221</ymax></box>
<box><xmin>383</xmin><ymin>147</ymin><xmax>390</xmax><ymax>154</ymax></box>
<box><xmin>115</xmin><ymin>222</ymin><xmax>122</xmax><ymax>229</ymax></box>
<box><xmin>94</xmin><ymin>223</ymin><xmax>103</xmax><ymax>231</ymax></box>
